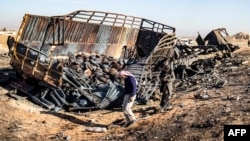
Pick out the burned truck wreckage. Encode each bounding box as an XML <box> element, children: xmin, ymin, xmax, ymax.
<box><xmin>9</xmin><ymin>10</ymin><xmax>239</xmax><ymax>112</ymax></box>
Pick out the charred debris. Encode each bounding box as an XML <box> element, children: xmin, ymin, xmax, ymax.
<box><xmin>5</xmin><ymin>10</ymin><xmax>241</xmax><ymax>112</ymax></box>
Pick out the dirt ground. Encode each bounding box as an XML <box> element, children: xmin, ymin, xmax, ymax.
<box><xmin>1</xmin><ymin>35</ymin><xmax>250</xmax><ymax>141</ymax></box>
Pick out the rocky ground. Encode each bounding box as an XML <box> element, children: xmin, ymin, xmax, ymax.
<box><xmin>1</xmin><ymin>38</ymin><xmax>250</xmax><ymax>141</ymax></box>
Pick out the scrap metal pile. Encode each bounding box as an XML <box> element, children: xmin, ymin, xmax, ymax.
<box><xmin>9</xmin><ymin>10</ymin><xmax>239</xmax><ymax>112</ymax></box>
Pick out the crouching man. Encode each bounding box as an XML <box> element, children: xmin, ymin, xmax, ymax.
<box><xmin>119</xmin><ymin>70</ymin><xmax>137</xmax><ymax>127</ymax></box>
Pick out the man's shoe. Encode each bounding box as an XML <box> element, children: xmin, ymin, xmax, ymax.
<box><xmin>160</xmin><ymin>107</ymin><xmax>165</xmax><ymax>113</ymax></box>
<box><xmin>165</xmin><ymin>103</ymin><xmax>173</xmax><ymax>110</ymax></box>
<box><xmin>124</xmin><ymin>120</ymin><xmax>136</xmax><ymax>127</ymax></box>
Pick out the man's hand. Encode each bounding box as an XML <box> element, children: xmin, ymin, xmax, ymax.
<box><xmin>130</xmin><ymin>96</ymin><xmax>135</xmax><ymax>102</ymax></box>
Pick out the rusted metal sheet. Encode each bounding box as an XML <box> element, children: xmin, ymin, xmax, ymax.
<box><xmin>15</xmin><ymin>10</ymin><xmax>175</xmax><ymax>59</ymax></box>
<box><xmin>18</xmin><ymin>15</ymin><xmax>50</xmax><ymax>42</ymax></box>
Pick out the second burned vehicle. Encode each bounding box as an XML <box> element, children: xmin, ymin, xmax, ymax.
<box><xmin>9</xmin><ymin>10</ymin><xmax>239</xmax><ymax>111</ymax></box>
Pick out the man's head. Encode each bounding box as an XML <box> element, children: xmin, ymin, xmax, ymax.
<box><xmin>119</xmin><ymin>70</ymin><xmax>132</xmax><ymax>79</ymax></box>
<box><xmin>119</xmin><ymin>71</ymin><xmax>127</xmax><ymax>79</ymax></box>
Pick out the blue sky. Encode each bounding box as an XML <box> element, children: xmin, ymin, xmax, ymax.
<box><xmin>0</xmin><ymin>0</ymin><xmax>249</xmax><ymax>37</ymax></box>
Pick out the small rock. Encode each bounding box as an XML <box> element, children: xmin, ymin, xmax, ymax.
<box><xmin>86</xmin><ymin>127</ymin><xmax>107</xmax><ymax>133</ymax></box>
<box><xmin>236</xmin><ymin>96</ymin><xmax>240</xmax><ymax>101</ymax></box>
<box><xmin>242</xmin><ymin>61</ymin><xmax>248</xmax><ymax>65</ymax></box>
<box><xmin>230</xmin><ymin>66</ymin><xmax>238</xmax><ymax>71</ymax></box>
<box><xmin>179</xmin><ymin>103</ymin><xmax>184</xmax><ymax>108</ymax></box>
<box><xmin>224</xmin><ymin>107</ymin><xmax>231</xmax><ymax>113</ymax></box>
<box><xmin>64</xmin><ymin>135</ymin><xmax>71</xmax><ymax>141</ymax></box>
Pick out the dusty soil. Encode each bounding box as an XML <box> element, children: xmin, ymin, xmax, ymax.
<box><xmin>1</xmin><ymin>35</ymin><xmax>250</xmax><ymax>141</ymax></box>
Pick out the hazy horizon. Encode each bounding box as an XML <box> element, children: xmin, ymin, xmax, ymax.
<box><xmin>0</xmin><ymin>0</ymin><xmax>249</xmax><ymax>37</ymax></box>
